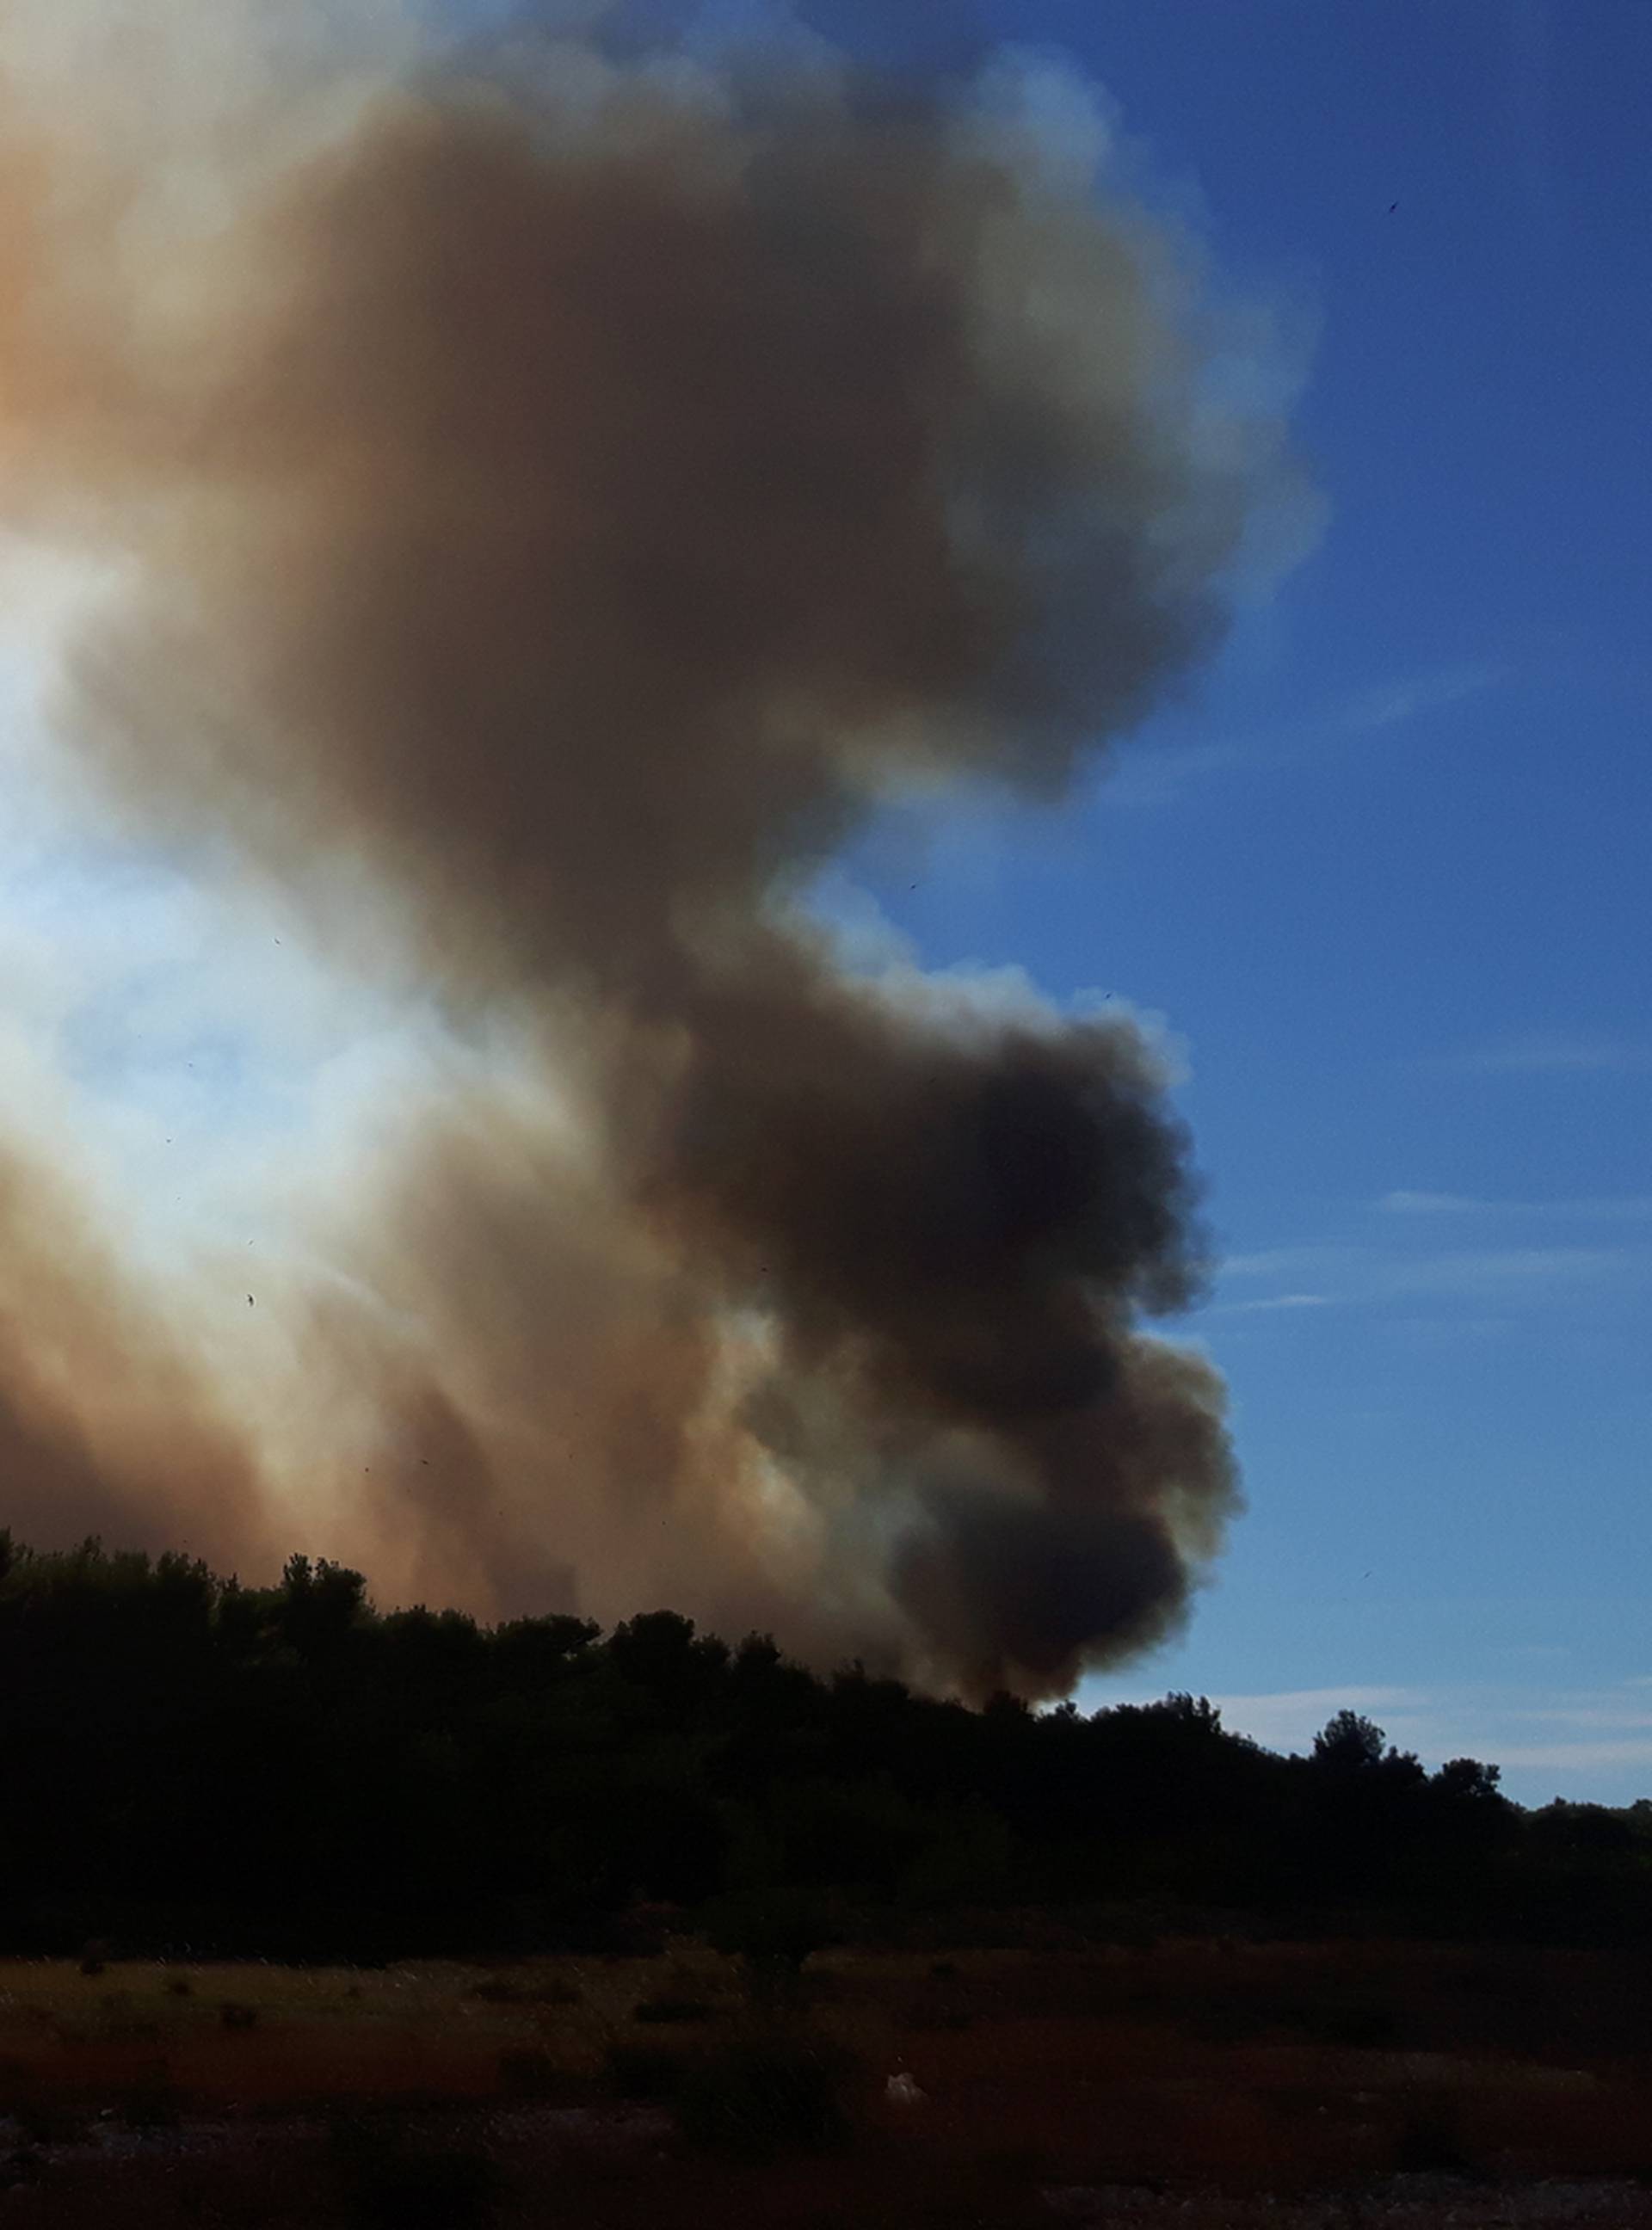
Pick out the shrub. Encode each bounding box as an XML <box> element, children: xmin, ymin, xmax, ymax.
<box><xmin>676</xmin><ymin>2035</ymin><xmax>857</xmax><ymax>2160</ymax></box>
<box><xmin>604</xmin><ymin>2041</ymin><xmax>687</xmax><ymax>2100</ymax></box>
<box><xmin>119</xmin><ymin>2078</ymin><xmax>183</xmax><ymax>2129</ymax></box>
<box><xmin>15</xmin><ymin>2099</ymin><xmax>94</xmax><ymax>2146</ymax></box>
<box><xmin>329</xmin><ymin>2115</ymin><xmax>504</xmax><ymax>2230</ymax></box>
<box><xmin>700</xmin><ymin>1888</ymin><xmax>839</xmax><ymax>1973</ymax></box>
<box><xmin>1315</xmin><ymin>2000</ymin><xmax>1400</xmax><ymax>2049</ymax></box>
<box><xmin>495</xmin><ymin>2048</ymin><xmax>564</xmax><ymax>2098</ymax></box>
<box><xmin>1</xmin><ymin>2146</ymin><xmax>44</xmax><ymax>2188</ymax></box>
<box><xmin>471</xmin><ymin>1974</ymin><xmax>582</xmax><ymax>2007</ymax></box>
<box><xmin>1394</xmin><ymin>2095</ymin><xmax>1482</xmax><ymax>2179</ymax></box>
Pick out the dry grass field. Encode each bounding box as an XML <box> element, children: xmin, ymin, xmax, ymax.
<box><xmin>3</xmin><ymin>1935</ymin><xmax>1651</xmax><ymax>2225</ymax></box>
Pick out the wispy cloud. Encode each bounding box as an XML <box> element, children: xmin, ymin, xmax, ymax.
<box><xmin>1378</xmin><ymin>1190</ymin><xmax>1652</xmax><ymax>1223</ymax></box>
<box><xmin>1106</xmin><ymin>660</ymin><xmax>1507</xmax><ymax>807</ymax></box>
<box><xmin>1076</xmin><ymin>1675</ymin><xmax>1652</xmax><ymax>1799</ymax></box>
<box><xmin>1217</xmin><ymin>1247</ymin><xmax>1343</xmax><ymax>1281</ymax></box>
<box><xmin>1211</xmin><ymin>1232</ymin><xmax>1646</xmax><ymax>1321</ymax></box>
<box><xmin>1207</xmin><ymin>1686</ymin><xmax>1426</xmax><ymax>1751</ymax></box>
<box><xmin>1504</xmin><ymin>1704</ymin><xmax>1652</xmax><ymax>1732</ymax></box>
<box><xmin>1217</xmin><ymin>1290</ymin><xmax>1334</xmax><ymax>1315</ymax></box>
<box><xmin>1103</xmin><ymin>737</ymin><xmax>1254</xmax><ymax>808</ymax></box>
<box><xmin>1084</xmin><ymin>1683</ymin><xmax>1428</xmax><ymax>1753</ymax></box>
<box><xmin>1205</xmin><ymin>1685</ymin><xmax>1652</xmax><ymax>1793</ymax></box>
<box><xmin>1389</xmin><ymin>1245</ymin><xmax>1635</xmax><ymax>1297</ymax></box>
<box><xmin>1379</xmin><ymin>1191</ymin><xmax>1499</xmax><ymax>1217</ymax></box>
<box><xmin>1493</xmin><ymin>1739</ymin><xmax>1652</xmax><ymax>1773</ymax></box>
<box><xmin>1442</xmin><ymin>1032</ymin><xmax>1652</xmax><ymax>1076</ymax></box>
<box><xmin>1340</xmin><ymin>661</ymin><xmax>1507</xmax><ymax>734</ymax></box>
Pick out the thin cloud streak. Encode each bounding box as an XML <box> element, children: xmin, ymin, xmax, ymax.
<box><xmin>1103</xmin><ymin>736</ymin><xmax>1253</xmax><ymax>808</ymax></box>
<box><xmin>1495</xmin><ymin>1739</ymin><xmax>1652</xmax><ymax>1773</ymax></box>
<box><xmin>1076</xmin><ymin>1677</ymin><xmax>1652</xmax><ymax>1798</ymax></box>
<box><xmin>1213</xmin><ymin>1237</ymin><xmax>1644</xmax><ymax>1320</ymax></box>
<box><xmin>1340</xmin><ymin>661</ymin><xmax>1508</xmax><ymax>734</ymax></box>
<box><xmin>1211</xmin><ymin>1685</ymin><xmax>1424</xmax><ymax>1740</ymax></box>
<box><xmin>1217</xmin><ymin>1247</ymin><xmax>1341</xmax><ymax>1282</ymax></box>
<box><xmin>1209</xmin><ymin>1683</ymin><xmax>1652</xmax><ymax>1792</ymax></box>
<box><xmin>1441</xmin><ymin>1033</ymin><xmax>1652</xmax><ymax>1076</ymax></box>
<box><xmin>1105</xmin><ymin>658</ymin><xmax>1508</xmax><ymax>809</ymax></box>
<box><xmin>1390</xmin><ymin>1246</ymin><xmax>1636</xmax><ymax>1297</ymax></box>
<box><xmin>1379</xmin><ymin>1191</ymin><xmax>1652</xmax><ymax>1222</ymax></box>
<box><xmin>1503</xmin><ymin>1705</ymin><xmax>1652</xmax><ymax>1731</ymax></box>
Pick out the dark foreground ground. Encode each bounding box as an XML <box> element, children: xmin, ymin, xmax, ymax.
<box><xmin>3</xmin><ymin>1935</ymin><xmax>1651</xmax><ymax>2226</ymax></box>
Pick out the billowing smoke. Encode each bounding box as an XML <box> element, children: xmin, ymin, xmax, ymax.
<box><xmin>0</xmin><ymin>1</ymin><xmax>1298</xmax><ymax>1695</ymax></box>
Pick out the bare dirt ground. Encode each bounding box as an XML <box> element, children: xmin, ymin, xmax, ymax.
<box><xmin>1</xmin><ymin>1938</ymin><xmax>1648</xmax><ymax>2225</ymax></box>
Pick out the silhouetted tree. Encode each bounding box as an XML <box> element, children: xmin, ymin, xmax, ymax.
<box><xmin>0</xmin><ymin>1531</ymin><xmax>1642</xmax><ymax>1958</ymax></box>
<box><xmin>1312</xmin><ymin>1709</ymin><xmax>1388</xmax><ymax>1773</ymax></box>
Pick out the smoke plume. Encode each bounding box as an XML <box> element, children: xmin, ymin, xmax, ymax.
<box><xmin>0</xmin><ymin>1</ymin><xmax>1298</xmax><ymax>1695</ymax></box>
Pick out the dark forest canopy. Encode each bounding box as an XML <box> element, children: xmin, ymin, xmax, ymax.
<box><xmin>0</xmin><ymin>1532</ymin><xmax>1647</xmax><ymax>1962</ymax></box>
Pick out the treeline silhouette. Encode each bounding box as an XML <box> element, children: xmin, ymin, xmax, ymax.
<box><xmin>2</xmin><ymin>1534</ymin><xmax>1647</xmax><ymax>1962</ymax></box>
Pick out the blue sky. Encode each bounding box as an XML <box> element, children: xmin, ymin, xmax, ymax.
<box><xmin>802</xmin><ymin>2</ymin><xmax>1652</xmax><ymax>1801</ymax></box>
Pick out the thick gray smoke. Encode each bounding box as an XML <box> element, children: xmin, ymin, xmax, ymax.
<box><xmin>0</xmin><ymin>3</ymin><xmax>1298</xmax><ymax>1694</ymax></box>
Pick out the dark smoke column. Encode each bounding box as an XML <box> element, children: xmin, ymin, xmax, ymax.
<box><xmin>665</xmin><ymin>981</ymin><xmax>1237</xmax><ymax>1697</ymax></box>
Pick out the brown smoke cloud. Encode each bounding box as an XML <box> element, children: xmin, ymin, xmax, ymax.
<box><xmin>0</xmin><ymin>1</ymin><xmax>1298</xmax><ymax>1695</ymax></box>
<box><xmin>0</xmin><ymin>1137</ymin><xmax>269</xmax><ymax>1573</ymax></box>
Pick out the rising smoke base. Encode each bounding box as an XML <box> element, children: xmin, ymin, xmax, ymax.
<box><xmin>0</xmin><ymin>2</ymin><xmax>1298</xmax><ymax>1696</ymax></box>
